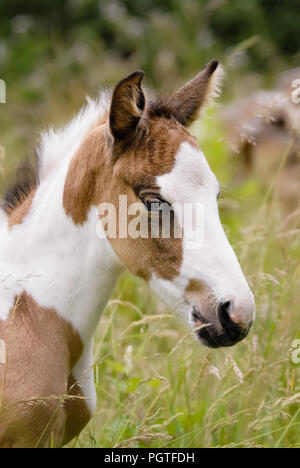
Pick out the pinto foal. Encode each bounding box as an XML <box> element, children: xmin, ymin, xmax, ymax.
<box><xmin>0</xmin><ymin>61</ymin><xmax>255</xmax><ymax>447</ymax></box>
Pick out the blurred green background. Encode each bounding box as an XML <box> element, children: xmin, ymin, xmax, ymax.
<box><xmin>1</xmin><ymin>0</ymin><xmax>300</xmax><ymax>85</ymax></box>
<box><xmin>1</xmin><ymin>0</ymin><xmax>299</xmax><ymax>165</ymax></box>
<box><xmin>1</xmin><ymin>0</ymin><xmax>300</xmax><ymax>449</ymax></box>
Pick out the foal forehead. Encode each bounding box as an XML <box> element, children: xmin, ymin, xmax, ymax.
<box><xmin>156</xmin><ymin>141</ymin><xmax>219</xmax><ymax>202</ymax></box>
<box><xmin>116</xmin><ymin>118</ymin><xmax>216</xmax><ymax>191</ymax></box>
<box><xmin>116</xmin><ymin>117</ymin><xmax>197</xmax><ymax>181</ymax></box>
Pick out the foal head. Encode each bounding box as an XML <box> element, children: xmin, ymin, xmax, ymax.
<box><xmin>102</xmin><ymin>61</ymin><xmax>255</xmax><ymax>348</ymax></box>
<box><xmin>66</xmin><ymin>61</ymin><xmax>255</xmax><ymax>348</ymax></box>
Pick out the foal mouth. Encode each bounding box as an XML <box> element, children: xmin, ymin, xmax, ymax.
<box><xmin>191</xmin><ymin>308</ymin><xmax>214</xmax><ymax>339</ymax></box>
<box><xmin>192</xmin><ymin>309</ymin><xmax>210</xmax><ymax>328</ymax></box>
<box><xmin>192</xmin><ymin>307</ymin><xmax>223</xmax><ymax>348</ymax></box>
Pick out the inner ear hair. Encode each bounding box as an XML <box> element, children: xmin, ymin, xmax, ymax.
<box><xmin>109</xmin><ymin>70</ymin><xmax>145</xmax><ymax>142</ymax></box>
<box><xmin>170</xmin><ymin>60</ymin><xmax>225</xmax><ymax>127</ymax></box>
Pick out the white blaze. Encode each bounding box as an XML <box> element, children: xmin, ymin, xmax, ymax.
<box><xmin>152</xmin><ymin>141</ymin><xmax>255</xmax><ymax>325</ymax></box>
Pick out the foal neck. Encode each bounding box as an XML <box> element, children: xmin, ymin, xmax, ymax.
<box><xmin>1</xmin><ymin>157</ymin><xmax>123</xmax><ymax>343</ymax></box>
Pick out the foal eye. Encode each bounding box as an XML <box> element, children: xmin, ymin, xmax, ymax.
<box><xmin>141</xmin><ymin>195</ymin><xmax>170</xmax><ymax>212</ymax></box>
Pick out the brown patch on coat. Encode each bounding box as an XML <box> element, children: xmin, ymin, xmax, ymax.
<box><xmin>64</xmin><ymin>63</ymin><xmax>221</xmax><ymax>281</ymax></box>
<box><xmin>107</xmin><ymin>117</ymin><xmax>197</xmax><ymax>281</ymax></box>
<box><xmin>7</xmin><ymin>189</ymin><xmax>36</xmax><ymax>228</ymax></box>
<box><xmin>185</xmin><ymin>278</ymin><xmax>218</xmax><ymax>317</ymax></box>
<box><xmin>63</xmin><ymin>374</ymin><xmax>92</xmax><ymax>446</ymax></box>
<box><xmin>63</xmin><ymin>115</ymin><xmax>198</xmax><ymax>281</ymax></box>
<box><xmin>0</xmin><ymin>292</ymin><xmax>90</xmax><ymax>448</ymax></box>
<box><xmin>185</xmin><ymin>279</ymin><xmax>207</xmax><ymax>297</ymax></box>
<box><xmin>63</xmin><ymin>125</ymin><xmax>108</xmax><ymax>226</ymax></box>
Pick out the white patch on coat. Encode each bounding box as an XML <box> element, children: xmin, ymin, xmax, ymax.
<box><xmin>0</xmin><ymin>164</ymin><xmax>121</xmax><ymax>332</ymax></box>
<box><xmin>0</xmin><ymin>159</ymin><xmax>123</xmax><ymax>418</ymax></box>
<box><xmin>0</xmin><ymin>91</ymin><xmax>121</xmax><ymax>412</ymax></box>
<box><xmin>151</xmin><ymin>141</ymin><xmax>255</xmax><ymax>326</ymax></box>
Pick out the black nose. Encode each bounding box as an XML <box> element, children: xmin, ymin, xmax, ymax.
<box><xmin>195</xmin><ymin>301</ymin><xmax>251</xmax><ymax>348</ymax></box>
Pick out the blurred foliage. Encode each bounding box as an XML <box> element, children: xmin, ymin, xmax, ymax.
<box><xmin>0</xmin><ymin>0</ymin><xmax>299</xmax><ymax>170</ymax></box>
<box><xmin>0</xmin><ymin>0</ymin><xmax>299</xmax><ymax>89</ymax></box>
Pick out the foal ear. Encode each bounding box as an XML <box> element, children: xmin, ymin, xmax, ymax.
<box><xmin>109</xmin><ymin>70</ymin><xmax>145</xmax><ymax>141</ymax></box>
<box><xmin>170</xmin><ymin>60</ymin><xmax>224</xmax><ymax>127</ymax></box>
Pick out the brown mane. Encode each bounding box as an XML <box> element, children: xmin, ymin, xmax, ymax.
<box><xmin>2</xmin><ymin>153</ymin><xmax>39</xmax><ymax>215</ymax></box>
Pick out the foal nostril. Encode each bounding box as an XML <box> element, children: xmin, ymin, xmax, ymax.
<box><xmin>218</xmin><ymin>301</ymin><xmax>236</xmax><ymax>329</ymax></box>
<box><xmin>218</xmin><ymin>301</ymin><xmax>248</xmax><ymax>344</ymax></box>
<box><xmin>218</xmin><ymin>301</ymin><xmax>233</xmax><ymax>317</ymax></box>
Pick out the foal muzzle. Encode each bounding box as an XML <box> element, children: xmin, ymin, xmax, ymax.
<box><xmin>192</xmin><ymin>300</ymin><xmax>253</xmax><ymax>348</ymax></box>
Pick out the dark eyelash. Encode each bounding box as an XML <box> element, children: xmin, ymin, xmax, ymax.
<box><xmin>140</xmin><ymin>194</ymin><xmax>170</xmax><ymax>211</ymax></box>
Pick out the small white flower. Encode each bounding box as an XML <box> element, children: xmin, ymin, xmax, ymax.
<box><xmin>208</xmin><ymin>365</ymin><xmax>221</xmax><ymax>380</ymax></box>
<box><xmin>124</xmin><ymin>345</ymin><xmax>133</xmax><ymax>373</ymax></box>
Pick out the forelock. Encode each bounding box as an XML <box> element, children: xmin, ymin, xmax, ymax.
<box><xmin>148</xmin><ymin>97</ymin><xmax>174</xmax><ymax>120</ymax></box>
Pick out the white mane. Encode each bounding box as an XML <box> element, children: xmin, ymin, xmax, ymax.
<box><xmin>37</xmin><ymin>90</ymin><xmax>111</xmax><ymax>181</ymax></box>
